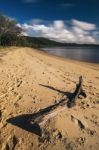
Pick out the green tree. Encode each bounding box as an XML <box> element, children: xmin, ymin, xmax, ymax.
<box><xmin>0</xmin><ymin>14</ymin><xmax>22</xmax><ymax>46</ymax></box>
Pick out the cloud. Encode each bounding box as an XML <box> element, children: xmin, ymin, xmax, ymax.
<box><xmin>23</xmin><ymin>0</ymin><xmax>39</xmax><ymax>3</ymax></box>
<box><xmin>72</xmin><ymin>19</ymin><xmax>96</xmax><ymax>30</ymax></box>
<box><xmin>61</xmin><ymin>3</ymin><xmax>75</xmax><ymax>8</ymax></box>
<box><xmin>29</xmin><ymin>19</ymin><xmax>44</xmax><ymax>24</ymax></box>
<box><xmin>19</xmin><ymin>19</ymin><xmax>99</xmax><ymax>44</ymax></box>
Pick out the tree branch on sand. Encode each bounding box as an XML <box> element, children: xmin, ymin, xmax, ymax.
<box><xmin>33</xmin><ymin>76</ymin><xmax>86</xmax><ymax>135</ymax></box>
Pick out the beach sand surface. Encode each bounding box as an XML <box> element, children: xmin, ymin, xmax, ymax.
<box><xmin>0</xmin><ymin>47</ymin><xmax>99</xmax><ymax>150</ymax></box>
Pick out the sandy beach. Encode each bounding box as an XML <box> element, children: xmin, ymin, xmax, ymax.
<box><xmin>0</xmin><ymin>47</ymin><xmax>99</xmax><ymax>150</ymax></box>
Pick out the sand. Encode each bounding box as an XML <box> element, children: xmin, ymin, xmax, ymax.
<box><xmin>0</xmin><ymin>47</ymin><xmax>99</xmax><ymax>150</ymax></box>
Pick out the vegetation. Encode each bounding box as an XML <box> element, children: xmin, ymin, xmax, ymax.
<box><xmin>0</xmin><ymin>14</ymin><xmax>22</xmax><ymax>46</ymax></box>
<box><xmin>17</xmin><ymin>36</ymin><xmax>67</xmax><ymax>48</ymax></box>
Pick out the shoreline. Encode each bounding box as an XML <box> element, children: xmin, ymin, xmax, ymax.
<box><xmin>41</xmin><ymin>47</ymin><xmax>99</xmax><ymax>64</ymax></box>
<box><xmin>1</xmin><ymin>46</ymin><xmax>99</xmax><ymax>68</ymax></box>
<box><xmin>35</xmin><ymin>47</ymin><xmax>99</xmax><ymax>70</ymax></box>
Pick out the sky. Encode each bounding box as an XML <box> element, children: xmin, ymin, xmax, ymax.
<box><xmin>0</xmin><ymin>0</ymin><xmax>99</xmax><ymax>44</ymax></box>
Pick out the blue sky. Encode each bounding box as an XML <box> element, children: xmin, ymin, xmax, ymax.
<box><xmin>0</xmin><ymin>0</ymin><xmax>99</xmax><ymax>43</ymax></box>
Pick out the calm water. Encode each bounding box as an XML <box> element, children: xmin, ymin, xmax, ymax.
<box><xmin>42</xmin><ymin>47</ymin><xmax>99</xmax><ymax>63</ymax></box>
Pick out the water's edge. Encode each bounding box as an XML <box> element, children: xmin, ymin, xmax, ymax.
<box><xmin>41</xmin><ymin>47</ymin><xmax>99</xmax><ymax>64</ymax></box>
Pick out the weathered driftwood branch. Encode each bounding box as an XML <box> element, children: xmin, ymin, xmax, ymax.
<box><xmin>31</xmin><ymin>76</ymin><xmax>86</xmax><ymax>136</ymax></box>
<box><xmin>30</xmin><ymin>99</ymin><xmax>67</xmax><ymax>136</ymax></box>
<box><xmin>67</xmin><ymin>76</ymin><xmax>86</xmax><ymax>108</ymax></box>
<box><xmin>31</xmin><ymin>99</ymin><xmax>66</xmax><ymax>124</ymax></box>
<box><xmin>33</xmin><ymin>76</ymin><xmax>86</xmax><ymax>129</ymax></box>
<box><xmin>33</xmin><ymin>106</ymin><xmax>67</xmax><ymax>136</ymax></box>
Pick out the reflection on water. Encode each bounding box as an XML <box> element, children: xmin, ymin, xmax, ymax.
<box><xmin>42</xmin><ymin>47</ymin><xmax>99</xmax><ymax>63</ymax></box>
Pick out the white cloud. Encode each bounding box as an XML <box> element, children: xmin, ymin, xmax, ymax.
<box><xmin>23</xmin><ymin>0</ymin><xmax>39</xmax><ymax>3</ymax></box>
<box><xmin>19</xmin><ymin>19</ymin><xmax>99</xmax><ymax>44</ymax></box>
<box><xmin>72</xmin><ymin>19</ymin><xmax>96</xmax><ymax>30</ymax></box>
<box><xmin>61</xmin><ymin>3</ymin><xmax>75</xmax><ymax>8</ymax></box>
<box><xmin>30</xmin><ymin>19</ymin><xmax>43</xmax><ymax>24</ymax></box>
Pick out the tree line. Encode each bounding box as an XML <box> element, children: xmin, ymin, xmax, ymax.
<box><xmin>0</xmin><ymin>14</ymin><xmax>22</xmax><ymax>46</ymax></box>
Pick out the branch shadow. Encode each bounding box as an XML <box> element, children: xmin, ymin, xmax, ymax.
<box><xmin>7</xmin><ymin>114</ymin><xmax>42</xmax><ymax>136</ymax></box>
<box><xmin>39</xmin><ymin>84</ymin><xmax>74</xmax><ymax>106</ymax></box>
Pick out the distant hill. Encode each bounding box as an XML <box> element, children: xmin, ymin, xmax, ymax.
<box><xmin>16</xmin><ymin>36</ymin><xmax>99</xmax><ymax>48</ymax></box>
<box><xmin>16</xmin><ymin>36</ymin><xmax>66</xmax><ymax>48</ymax></box>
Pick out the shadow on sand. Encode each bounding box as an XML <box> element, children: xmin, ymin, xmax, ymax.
<box><xmin>7</xmin><ymin>85</ymin><xmax>73</xmax><ymax>136</ymax></box>
<box><xmin>39</xmin><ymin>84</ymin><xmax>74</xmax><ymax>107</ymax></box>
<box><xmin>39</xmin><ymin>84</ymin><xmax>73</xmax><ymax>99</ymax></box>
<box><xmin>7</xmin><ymin>114</ymin><xmax>42</xmax><ymax>136</ymax></box>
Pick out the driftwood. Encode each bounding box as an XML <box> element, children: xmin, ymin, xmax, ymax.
<box><xmin>67</xmin><ymin>76</ymin><xmax>86</xmax><ymax>108</ymax></box>
<box><xmin>29</xmin><ymin>99</ymin><xmax>67</xmax><ymax>136</ymax></box>
<box><xmin>27</xmin><ymin>76</ymin><xmax>86</xmax><ymax>136</ymax></box>
<box><xmin>31</xmin><ymin>99</ymin><xmax>67</xmax><ymax>125</ymax></box>
<box><xmin>32</xmin><ymin>76</ymin><xmax>86</xmax><ymax>132</ymax></box>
